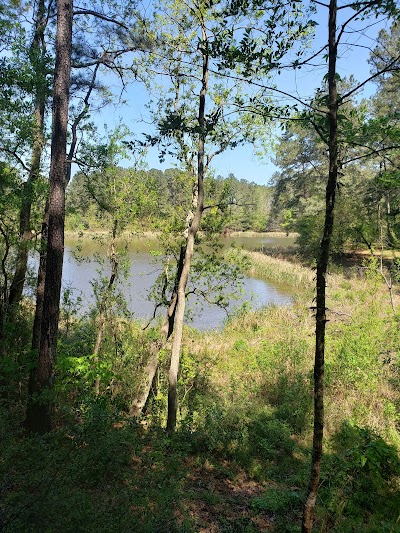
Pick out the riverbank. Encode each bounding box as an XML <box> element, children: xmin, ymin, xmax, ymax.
<box><xmin>64</xmin><ymin>229</ymin><xmax>299</xmax><ymax>240</ymax></box>
<box><xmin>188</xmin><ymin>249</ymin><xmax>400</xmax><ymax>530</ymax></box>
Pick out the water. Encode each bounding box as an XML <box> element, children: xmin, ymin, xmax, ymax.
<box><xmin>57</xmin><ymin>235</ymin><xmax>293</xmax><ymax>331</ymax></box>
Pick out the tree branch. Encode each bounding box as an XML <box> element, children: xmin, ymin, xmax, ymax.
<box><xmin>73</xmin><ymin>9</ymin><xmax>131</xmax><ymax>31</ymax></box>
<box><xmin>342</xmin><ymin>53</ymin><xmax>400</xmax><ymax>101</ymax></box>
<box><xmin>0</xmin><ymin>147</ymin><xmax>30</xmax><ymax>171</ymax></box>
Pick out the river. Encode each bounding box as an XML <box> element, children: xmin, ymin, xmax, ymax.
<box><xmin>53</xmin><ymin>234</ymin><xmax>295</xmax><ymax>331</ymax></box>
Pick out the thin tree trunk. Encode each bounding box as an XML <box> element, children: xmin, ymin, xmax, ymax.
<box><xmin>161</xmin><ymin>245</ymin><xmax>186</xmax><ymax>339</ymax></box>
<box><xmin>302</xmin><ymin>0</ymin><xmax>338</xmax><ymax>530</ymax></box>
<box><xmin>0</xmin><ymin>222</ymin><xmax>11</xmax><ymax>351</ymax></box>
<box><xmin>8</xmin><ymin>0</ymin><xmax>47</xmax><ymax>307</ymax></box>
<box><xmin>166</xmin><ymin>22</ymin><xmax>208</xmax><ymax>434</ymax></box>
<box><xmin>93</xmin><ymin>220</ymin><xmax>118</xmax><ymax>395</ymax></box>
<box><xmin>385</xmin><ymin>191</ymin><xmax>398</xmax><ymax>247</ymax></box>
<box><xmin>31</xmin><ymin>200</ymin><xmax>49</xmax><ymax>353</ymax></box>
<box><xmin>129</xmin><ymin>348</ymin><xmax>160</xmax><ymax>417</ymax></box>
<box><xmin>378</xmin><ymin>203</ymin><xmax>395</xmax><ymax>313</ymax></box>
<box><xmin>25</xmin><ymin>0</ymin><xmax>73</xmax><ymax>434</ymax></box>
<box><xmin>129</xmin><ymin>246</ymin><xmax>185</xmax><ymax>418</ymax></box>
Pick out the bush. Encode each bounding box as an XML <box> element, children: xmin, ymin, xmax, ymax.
<box><xmin>320</xmin><ymin>423</ymin><xmax>400</xmax><ymax>531</ymax></box>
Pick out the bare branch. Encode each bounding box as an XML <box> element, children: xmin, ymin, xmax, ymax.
<box><xmin>0</xmin><ymin>147</ymin><xmax>30</xmax><ymax>171</ymax></box>
<box><xmin>73</xmin><ymin>9</ymin><xmax>131</xmax><ymax>31</ymax></box>
<box><xmin>66</xmin><ymin>63</ymin><xmax>100</xmax><ymax>185</ymax></box>
<box><xmin>342</xmin><ymin>144</ymin><xmax>400</xmax><ymax>165</ymax></box>
<box><xmin>342</xmin><ymin>53</ymin><xmax>400</xmax><ymax>101</ymax></box>
<box><xmin>203</xmin><ymin>201</ymin><xmax>255</xmax><ymax>211</ymax></box>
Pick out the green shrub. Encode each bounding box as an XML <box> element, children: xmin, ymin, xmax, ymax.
<box><xmin>320</xmin><ymin>423</ymin><xmax>400</xmax><ymax>531</ymax></box>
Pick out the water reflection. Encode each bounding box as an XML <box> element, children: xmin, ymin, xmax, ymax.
<box><xmin>60</xmin><ymin>235</ymin><xmax>293</xmax><ymax>331</ymax></box>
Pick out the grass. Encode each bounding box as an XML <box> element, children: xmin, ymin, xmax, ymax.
<box><xmin>1</xmin><ymin>250</ymin><xmax>400</xmax><ymax>532</ymax></box>
<box><xmin>241</xmin><ymin>249</ymin><xmax>315</xmax><ymax>290</ymax></box>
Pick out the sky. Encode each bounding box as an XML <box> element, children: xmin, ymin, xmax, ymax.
<box><xmin>83</xmin><ymin>3</ymin><xmax>393</xmax><ymax>186</ymax></box>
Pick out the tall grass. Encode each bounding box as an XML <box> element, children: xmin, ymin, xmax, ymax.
<box><xmin>188</xmin><ymin>250</ymin><xmax>400</xmax><ymax>530</ymax></box>
<box><xmin>242</xmin><ymin>250</ymin><xmax>314</xmax><ymax>288</ymax></box>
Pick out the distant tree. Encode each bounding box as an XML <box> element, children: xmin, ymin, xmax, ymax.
<box><xmin>271</xmin><ymin>92</ymin><xmax>377</xmax><ymax>257</ymax></box>
<box><xmin>369</xmin><ymin>22</ymin><xmax>400</xmax><ymax>247</ymax></box>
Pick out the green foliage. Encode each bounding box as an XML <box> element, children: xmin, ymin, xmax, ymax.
<box><xmin>270</xmin><ymin>65</ymin><xmax>400</xmax><ymax>256</ymax></box>
<box><xmin>0</xmin><ymin>304</ymin><xmax>33</xmax><ymax>400</ymax></box>
<box><xmin>295</xmin><ymin>187</ymin><xmax>376</xmax><ymax>259</ymax></box>
<box><xmin>321</xmin><ymin>423</ymin><xmax>400</xmax><ymax>531</ymax></box>
<box><xmin>281</xmin><ymin>209</ymin><xmax>294</xmax><ymax>235</ymax></box>
<box><xmin>0</xmin><ymin>164</ymin><xmax>23</xmax><ymax>310</ymax></box>
<box><xmin>326</xmin><ymin>304</ymin><xmax>392</xmax><ymax>393</ymax></box>
<box><xmin>66</xmin><ymin>168</ymin><xmax>272</xmax><ymax>233</ymax></box>
<box><xmin>295</xmin><ymin>214</ymin><xmax>323</xmax><ymax>258</ymax></box>
<box><xmin>1</xmin><ymin>249</ymin><xmax>400</xmax><ymax>532</ymax></box>
<box><xmin>251</xmin><ymin>488</ymin><xmax>302</xmax><ymax>514</ymax></box>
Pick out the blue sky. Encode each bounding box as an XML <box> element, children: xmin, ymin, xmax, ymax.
<box><xmin>85</xmin><ymin>3</ymin><xmax>392</xmax><ymax>186</ymax></box>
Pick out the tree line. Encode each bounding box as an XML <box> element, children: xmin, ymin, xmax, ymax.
<box><xmin>271</xmin><ymin>30</ymin><xmax>400</xmax><ymax>258</ymax></box>
<box><xmin>66</xmin><ymin>167</ymin><xmax>273</xmax><ymax>233</ymax></box>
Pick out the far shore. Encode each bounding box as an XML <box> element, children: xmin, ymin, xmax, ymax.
<box><xmin>64</xmin><ymin>229</ymin><xmax>299</xmax><ymax>239</ymax></box>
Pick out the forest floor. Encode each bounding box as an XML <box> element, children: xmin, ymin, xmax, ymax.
<box><xmin>1</xmin><ymin>248</ymin><xmax>400</xmax><ymax>532</ymax></box>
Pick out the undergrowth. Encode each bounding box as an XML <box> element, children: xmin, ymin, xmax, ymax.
<box><xmin>1</xmin><ymin>252</ymin><xmax>399</xmax><ymax>532</ymax></box>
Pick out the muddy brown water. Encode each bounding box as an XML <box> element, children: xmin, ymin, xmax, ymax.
<box><xmin>39</xmin><ymin>235</ymin><xmax>296</xmax><ymax>331</ymax></box>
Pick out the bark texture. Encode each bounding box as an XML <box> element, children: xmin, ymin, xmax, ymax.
<box><xmin>31</xmin><ymin>200</ymin><xmax>49</xmax><ymax>353</ymax></box>
<box><xmin>129</xmin><ymin>247</ymin><xmax>185</xmax><ymax>418</ymax></box>
<box><xmin>25</xmin><ymin>0</ymin><xmax>73</xmax><ymax>434</ymax></box>
<box><xmin>302</xmin><ymin>0</ymin><xmax>338</xmax><ymax>530</ymax></box>
<box><xmin>8</xmin><ymin>0</ymin><xmax>47</xmax><ymax>307</ymax></box>
<box><xmin>129</xmin><ymin>349</ymin><xmax>160</xmax><ymax>417</ymax></box>
<box><xmin>30</xmin><ymin>56</ymin><xmax>99</xmax><ymax>363</ymax></box>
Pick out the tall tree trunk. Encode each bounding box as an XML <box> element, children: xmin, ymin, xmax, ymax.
<box><xmin>25</xmin><ymin>0</ymin><xmax>73</xmax><ymax>434</ymax></box>
<box><xmin>166</xmin><ymin>23</ymin><xmax>208</xmax><ymax>434</ymax></box>
<box><xmin>8</xmin><ymin>0</ymin><xmax>47</xmax><ymax>307</ymax></box>
<box><xmin>302</xmin><ymin>0</ymin><xmax>338</xmax><ymax>530</ymax></box>
<box><xmin>30</xmin><ymin>62</ymin><xmax>99</xmax><ymax>357</ymax></box>
<box><xmin>31</xmin><ymin>199</ymin><xmax>49</xmax><ymax>353</ymax></box>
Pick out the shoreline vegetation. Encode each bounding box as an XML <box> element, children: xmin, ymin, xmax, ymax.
<box><xmin>2</xmin><ymin>242</ymin><xmax>400</xmax><ymax>532</ymax></box>
<box><xmin>64</xmin><ymin>229</ymin><xmax>300</xmax><ymax>239</ymax></box>
<box><xmin>65</xmin><ymin>228</ymin><xmax>400</xmax><ymax>261</ymax></box>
